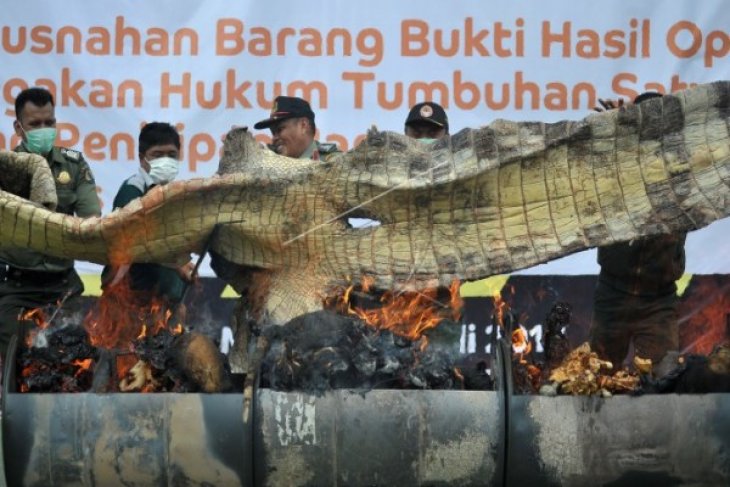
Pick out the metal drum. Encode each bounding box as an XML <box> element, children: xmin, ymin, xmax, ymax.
<box><xmin>1</xmin><ymin>337</ymin><xmax>253</xmax><ymax>487</ymax></box>
<box><xmin>1</xmin><ymin>336</ymin><xmax>507</xmax><ymax>487</ymax></box>
<box><xmin>502</xmin><ymin>340</ymin><xmax>730</xmax><ymax>487</ymax></box>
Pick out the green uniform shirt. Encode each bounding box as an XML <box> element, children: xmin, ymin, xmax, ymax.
<box><xmin>103</xmin><ymin>173</ymin><xmax>186</xmax><ymax>304</ymax></box>
<box><xmin>0</xmin><ymin>145</ymin><xmax>101</xmax><ymax>272</ymax></box>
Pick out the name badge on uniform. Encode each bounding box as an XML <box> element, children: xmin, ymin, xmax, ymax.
<box><xmin>57</xmin><ymin>171</ymin><xmax>71</xmax><ymax>184</ymax></box>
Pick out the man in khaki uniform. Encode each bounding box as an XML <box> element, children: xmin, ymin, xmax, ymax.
<box><xmin>0</xmin><ymin>87</ymin><xmax>101</xmax><ymax>359</ymax></box>
<box><xmin>253</xmin><ymin>96</ymin><xmax>338</xmax><ymax>161</ymax></box>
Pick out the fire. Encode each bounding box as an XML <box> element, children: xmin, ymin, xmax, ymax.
<box><xmin>21</xmin><ymin>308</ymin><xmax>50</xmax><ymax>347</ymax></box>
<box><xmin>511</xmin><ymin>327</ymin><xmax>533</xmax><ymax>357</ymax></box>
<box><xmin>84</xmin><ymin>275</ymin><xmax>183</xmax><ymax>349</ymax></box>
<box><xmin>680</xmin><ymin>279</ymin><xmax>730</xmax><ymax>355</ymax></box>
<box><xmin>331</xmin><ymin>277</ymin><xmax>463</xmax><ymax>340</ymax></box>
<box><xmin>493</xmin><ymin>291</ymin><xmax>508</xmax><ymax>328</ymax></box>
<box><xmin>72</xmin><ymin>358</ymin><xmax>93</xmax><ymax>376</ymax></box>
<box><xmin>491</xmin><ymin>285</ymin><xmax>518</xmax><ymax>330</ymax></box>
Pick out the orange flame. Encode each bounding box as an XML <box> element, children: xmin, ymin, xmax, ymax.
<box><xmin>332</xmin><ymin>277</ymin><xmax>463</xmax><ymax>341</ymax></box>
<box><xmin>84</xmin><ymin>275</ymin><xmax>183</xmax><ymax>349</ymax></box>
<box><xmin>72</xmin><ymin>358</ymin><xmax>93</xmax><ymax>377</ymax></box>
<box><xmin>116</xmin><ymin>353</ymin><xmax>138</xmax><ymax>381</ymax></box>
<box><xmin>492</xmin><ymin>291</ymin><xmax>507</xmax><ymax>328</ymax></box>
<box><xmin>511</xmin><ymin>327</ymin><xmax>533</xmax><ymax>359</ymax></box>
<box><xmin>21</xmin><ymin>308</ymin><xmax>50</xmax><ymax>347</ymax></box>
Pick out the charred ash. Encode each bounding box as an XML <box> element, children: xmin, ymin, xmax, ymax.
<box><xmin>510</xmin><ymin>302</ymin><xmax>730</xmax><ymax>396</ymax></box>
<box><xmin>17</xmin><ymin>321</ymin><xmax>232</xmax><ymax>393</ymax></box>
<box><xmin>260</xmin><ymin>310</ymin><xmax>493</xmax><ymax>394</ymax></box>
<box><xmin>510</xmin><ymin>302</ymin><xmax>642</xmax><ymax>396</ymax></box>
<box><xmin>128</xmin><ymin>329</ymin><xmax>233</xmax><ymax>392</ymax></box>
<box><xmin>542</xmin><ymin>301</ymin><xmax>571</xmax><ymax>370</ymax></box>
<box><xmin>638</xmin><ymin>343</ymin><xmax>730</xmax><ymax>394</ymax></box>
<box><xmin>17</xmin><ymin>324</ymin><xmax>97</xmax><ymax>392</ymax></box>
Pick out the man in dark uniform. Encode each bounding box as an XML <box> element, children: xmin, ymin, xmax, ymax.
<box><xmin>404</xmin><ymin>101</ymin><xmax>449</xmax><ymax>141</ymax></box>
<box><xmin>102</xmin><ymin>122</ymin><xmax>193</xmax><ymax>307</ymax></box>
<box><xmin>589</xmin><ymin>91</ymin><xmax>686</xmax><ymax>370</ymax></box>
<box><xmin>0</xmin><ymin>87</ymin><xmax>101</xmax><ymax>358</ymax></box>
<box><xmin>254</xmin><ymin>96</ymin><xmax>338</xmax><ymax>160</ymax></box>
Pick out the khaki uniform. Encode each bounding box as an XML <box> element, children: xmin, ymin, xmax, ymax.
<box><xmin>0</xmin><ymin>145</ymin><xmax>101</xmax><ymax>357</ymax></box>
<box><xmin>589</xmin><ymin>234</ymin><xmax>686</xmax><ymax>366</ymax></box>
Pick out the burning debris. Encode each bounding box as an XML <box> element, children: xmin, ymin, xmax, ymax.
<box><xmin>260</xmin><ymin>310</ymin><xmax>492</xmax><ymax>394</ymax></box>
<box><xmin>256</xmin><ymin>278</ymin><xmax>491</xmax><ymax>393</ymax></box>
<box><xmin>509</xmin><ymin>302</ymin><xmax>642</xmax><ymax>396</ymax></box>
<box><xmin>545</xmin><ymin>343</ymin><xmax>640</xmax><ymax>396</ymax></box>
<box><xmin>639</xmin><ymin>342</ymin><xmax>730</xmax><ymax>394</ymax></box>
<box><xmin>125</xmin><ymin>329</ymin><xmax>232</xmax><ymax>392</ymax></box>
<box><xmin>507</xmin><ymin>301</ymin><xmax>730</xmax><ymax>396</ymax></box>
<box><xmin>19</xmin><ymin>325</ymin><xmax>232</xmax><ymax>393</ymax></box>
<box><xmin>18</xmin><ymin>323</ymin><xmax>97</xmax><ymax>393</ymax></box>
<box><xmin>542</xmin><ymin>301</ymin><xmax>572</xmax><ymax>370</ymax></box>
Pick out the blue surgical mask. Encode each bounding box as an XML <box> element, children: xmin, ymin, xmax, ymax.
<box><xmin>20</xmin><ymin>125</ymin><xmax>57</xmax><ymax>155</ymax></box>
<box><xmin>419</xmin><ymin>138</ymin><xmax>437</xmax><ymax>144</ymax></box>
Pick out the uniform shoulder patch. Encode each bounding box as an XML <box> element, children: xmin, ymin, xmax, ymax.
<box><xmin>60</xmin><ymin>148</ymin><xmax>81</xmax><ymax>162</ymax></box>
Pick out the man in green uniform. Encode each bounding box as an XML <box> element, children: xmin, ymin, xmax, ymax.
<box><xmin>0</xmin><ymin>87</ymin><xmax>101</xmax><ymax>358</ymax></box>
<box><xmin>253</xmin><ymin>96</ymin><xmax>339</xmax><ymax>160</ymax></box>
<box><xmin>404</xmin><ymin>101</ymin><xmax>449</xmax><ymax>141</ymax></box>
<box><xmin>589</xmin><ymin>92</ymin><xmax>686</xmax><ymax>370</ymax></box>
<box><xmin>102</xmin><ymin>122</ymin><xmax>193</xmax><ymax>306</ymax></box>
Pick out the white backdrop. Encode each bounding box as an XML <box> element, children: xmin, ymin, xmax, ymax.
<box><xmin>1</xmin><ymin>0</ymin><xmax>729</xmax><ymax>276</ymax></box>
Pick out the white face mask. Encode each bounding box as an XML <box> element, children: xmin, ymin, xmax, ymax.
<box><xmin>146</xmin><ymin>156</ymin><xmax>179</xmax><ymax>185</ymax></box>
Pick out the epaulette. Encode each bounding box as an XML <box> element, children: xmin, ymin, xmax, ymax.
<box><xmin>60</xmin><ymin>148</ymin><xmax>82</xmax><ymax>162</ymax></box>
<box><xmin>317</xmin><ymin>142</ymin><xmax>339</xmax><ymax>154</ymax></box>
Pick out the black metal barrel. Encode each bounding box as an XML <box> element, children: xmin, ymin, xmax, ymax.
<box><xmin>1</xmin><ymin>336</ymin><xmax>253</xmax><ymax>487</ymax></box>
<box><xmin>254</xmin><ymin>389</ymin><xmax>505</xmax><ymax>486</ymax></box>
<box><xmin>10</xmin><ymin>332</ymin><xmax>727</xmax><ymax>486</ymax></box>
<box><xmin>1</xmin><ymin>337</ymin><xmax>507</xmax><ymax>486</ymax></box>
<box><xmin>502</xmin><ymin>341</ymin><xmax>730</xmax><ymax>486</ymax></box>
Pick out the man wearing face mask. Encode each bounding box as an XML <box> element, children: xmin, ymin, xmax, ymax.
<box><xmin>102</xmin><ymin>122</ymin><xmax>193</xmax><ymax>305</ymax></box>
<box><xmin>0</xmin><ymin>87</ymin><xmax>101</xmax><ymax>358</ymax></box>
<box><xmin>404</xmin><ymin>102</ymin><xmax>449</xmax><ymax>141</ymax></box>
<box><xmin>253</xmin><ymin>96</ymin><xmax>339</xmax><ymax>160</ymax></box>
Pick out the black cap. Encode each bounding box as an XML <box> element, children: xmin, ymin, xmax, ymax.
<box><xmin>254</xmin><ymin>96</ymin><xmax>315</xmax><ymax>129</ymax></box>
<box><xmin>405</xmin><ymin>102</ymin><xmax>448</xmax><ymax>132</ymax></box>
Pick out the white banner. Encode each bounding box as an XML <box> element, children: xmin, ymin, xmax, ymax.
<box><xmin>2</xmin><ymin>0</ymin><xmax>729</xmax><ymax>275</ymax></box>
